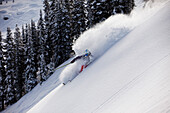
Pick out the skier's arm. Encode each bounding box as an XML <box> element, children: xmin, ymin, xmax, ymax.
<box><xmin>70</xmin><ymin>56</ymin><xmax>82</xmax><ymax>63</ymax></box>
<box><xmin>70</xmin><ymin>58</ymin><xmax>76</xmax><ymax>63</ymax></box>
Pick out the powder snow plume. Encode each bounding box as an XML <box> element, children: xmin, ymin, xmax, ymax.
<box><xmin>72</xmin><ymin>0</ymin><xmax>167</xmax><ymax>60</ymax></box>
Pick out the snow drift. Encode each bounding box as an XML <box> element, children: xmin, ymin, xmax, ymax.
<box><xmin>59</xmin><ymin>59</ymin><xmax>85</xmax><ymax>84</ymax></box>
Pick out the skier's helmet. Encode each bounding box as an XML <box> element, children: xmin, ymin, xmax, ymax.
<box><xmin>85</xmin><ymin>49</ymin><xmax>91</xmax><ymax>56</ymax></box>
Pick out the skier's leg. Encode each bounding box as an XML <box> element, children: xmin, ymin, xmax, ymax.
<box><xmin>69</xmin><ymin>72</ymin><xmax>78</xmax><ymax>82</ymax></box>
<box><xmin>85</xmin><ymin>65</ymin><xmax>88</xmax><ymax>68</ymax></box>
<box><xmin>80</xmin><ymin>65</ymin><xmax>84</xmax><ymax>72</ymax></box>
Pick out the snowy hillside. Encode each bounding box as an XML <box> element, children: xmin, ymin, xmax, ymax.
<box><xmin>0</xmin><ymin>0</ymin><xmax>43</xmax><ymax>34</ymax></box>
<box><xmin>3</xmin><ymin>0</ymin><xmax>170</xmax><ymax>113</ymax></box>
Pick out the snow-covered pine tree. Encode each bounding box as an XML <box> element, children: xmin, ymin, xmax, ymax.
<box><xmin>24</xmin><ymin>24</ymin><xmax>37</xmax><ymax>93</ymax></box>
<box><xmin>71</xmin><ymin>0</ymin><xmax>87</xmax><ymax>41</ymax></box>
<box><xmin>22</xmin><ymin>25</ymin><xmax>26</xmax><ymax>45</ymax></box>
<box><xmin>13</xmin><ymin>25</ymin><xmax>24</xmax><ymax>100</ymax></box>
<box><xmin>18</xmin><ymin>26</ymin><xmax>26</xmax><ymax>96</ymax></box>
<box><xmin>3</xmin><ymin>27</ymin><xmax>16</xmax><ymax>106</ymax></box>
<box><xmin>111</xmin><ymin>0</ymin><xmax>135</xmax><ymax>14</ymax></box>
<box><xmin>31</xmin><ymin>20</ymin><xmax>39</xmax><ymax>75</ymax></box>
<box><xmin>112</xmin><ymin>0</ymin><xmax>122</xmax><ymax>14</ymax></box>
<box><xmin>37</xmin><ymin>10</ymin><xmax>48</xmax><ymax>83</ymax></box>
<box><xmin>107</xmin><ymin>0</ymin><xmax>115</xmax><ymax>15</ymax></box>
<box><xmin>60</xmin><ymin>0</ymin><xmax>73</xmax><ymax>62</ymax></box>
<box><xmin>22</xmin><ymin>25</ymin><xmax>29</xmax><ymax>94</ymax></box>
<box><xmin>18</xmin><ymin>26</ymin><xmax>27</xmax><ymax>96</ymax></box>
<box><xmin>43</xmin><ymin>0</ymin><xmax>50</xmax><ymax>26</ymax></box>
<box><xmin>120</xmin><ymin>0</ymin><xmax>135</xmax><ymax>14</ymax></box>
<box><xmin>95</xmin><ymin>0</ymin><xmax>110</xmax><ymax>23</ymax></box>
<box><xmin>87</xmin><ymin>0</ymin><xmax>135</xmax><ymax>28</ymax></box>
<box><xmin>48</xmin><ymin>0</ymin><xmax>61</xmax><ymax>68</ymax></box>
<box><xmin>87</xmin><ymin>0</ymin><xmax>112</xmax><ymax>28</ymax></box>
<box><xmin>23</xmin><ymin>24</ymin><xmax>29</xmax><ymax>93</ymax></box>
<box><xmin>86</xmin><ymin>0</ymin><xmax>97</xmax><ymax>28</ymax></box>
<box><xmin>0</xmin><ymin>31</ymin><xmax>6</xmax><ymax>111</ymax></box>
<box><xmin>43</xmin><ymin>0</ymin><xmax>51</xmax><ymax>65</ymax></box>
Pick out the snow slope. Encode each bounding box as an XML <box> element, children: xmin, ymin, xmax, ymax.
<box><xmin>3</xmin><ymin>0</ymin><xmax>170</xmax><ymax>113</ymax></box>
<box><xmin>28</xmin><ymin>1</ymin><xmax>170</xmax><ymax>113</ymax></box>
<box><xmin>0</xmin><ymin>0</ymin><xmax>43</xmax><ymax>34</ymax></box>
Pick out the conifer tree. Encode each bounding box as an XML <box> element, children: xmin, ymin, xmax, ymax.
<box><xmin>87</xmin><ymin>0</ymin><xmax>111</xmax><ymax>28</ymax></box>
<box><xmin>4</xmin><ymin>27</ymin><xmax>16</xmax><ymax>106</ymax></box>
<box><xmin>22</xmin><ymin>25</ymin><xmax>27</xmax><ymax>45</ymax></box>
<box><xmin>60</xmin><ymin>0</ymin><xmax>73</xmax><ymax>62</ymax></box>
<box><xmin>48</xmin><ymin>0</ymin><xmax>61</xmax><ymax>68</ymax></box>
<box><xmin>95</xmin><ymin>0</ymin><xmax>111</xmax><ymax>22</ymax></box>
<box><xmin>121</xmin><ymin>0</ymin><xmax>135</xmax><ymax>14</ymax></box>
<box><xmin>43</xmin><ymin>0</ymin><xmax>51</xmax><ymax>64</ymax></box>
<box><xmin>86</xmin><ymin>0</ymin><xmax>96</xmax><ymax>28</ymax></box>
<box><xmin>13</xmin><ymin>25</ymin><xmax>24</xmax><ymax>100</ymax></box>
<box><xmin>24</xmin><ymin>24</ymin><xmax>37</xmax><ymax>93</ymax></box>
<box><xmin>0</xmin><ymin>31</ymin><xmax>5</xmax><ymax>111</ymax></box>
<box><xmin>37</xmin><ymin>10</ymin><xmax>48</xmax><ymax>83</ymax></box>
<box><xmin>30</xmin><ymin>20</ymin><xmax>39</xmax><ymax>74</ymax></box>
<box><xmin>22</xmin><ymin>25</ymin><xmax>29</xmax><ymax>94</ymax></box>
<box><xmin>86</xmin><ymin>0</ymin><xmax>135</xmax><ymax>28</ymax></box>
<box><xmin>71</xmin><ymin>0</ymin><xmax>87</xmax><ymax>41</ymax></box>
<box><xmin>107</xmin><ymin>0</ymin><xmax>120</xmax><ymax>15</ymax></box>
<box><xmin>21</xmin><ymin>26</ymin><xmax>28</xmax><ymax>87</ymax></box>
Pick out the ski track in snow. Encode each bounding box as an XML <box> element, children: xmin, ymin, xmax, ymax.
<box><xmin>91</xmin><ymin>53</ymin><xmax>170</xmax><ymax>113</ymax></box>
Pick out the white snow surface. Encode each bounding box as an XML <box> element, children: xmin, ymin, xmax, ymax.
<box><xmin>2</xmin><ymin>0</ymin><xmax>170</xmax><ymax>113</ymax></box>
<box><xmin>0</xmin><ymin>0</ymin><xmax>43</xmax><ymax>34</ymax></box>
<box><xmin>59</xmin><ymin>59</ymin><xmax>86</xmax><ymax>84</ymax></box>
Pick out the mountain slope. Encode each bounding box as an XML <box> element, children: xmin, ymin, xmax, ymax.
<box><xmin>27</xmin><ymin>1</ymin><xmax>170</xmax><ymax>113</ymax></box>
<box><xmin>2</xmin><ymin>0</ymin><xmax>170</xmax><ymax>113</ymax></box>
<box><xmin>0</xmin><ymin>0</ymin><xmax>43</xmax><ymax>33</ymax></box>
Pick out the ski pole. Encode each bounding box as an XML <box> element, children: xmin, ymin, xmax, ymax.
<box><xmin>54</xmin><ymin>62</ymin><xmax>71</xmax><ymax>71</ymax></box>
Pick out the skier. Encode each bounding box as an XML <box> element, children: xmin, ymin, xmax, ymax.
<box><xmin>61</xmin><ymin>49</ymin><xmax>92</xmax><ymax>85</ymax></box>
<box><xmin>70</xmin><ymin>49</ymin><xmax>92</xmax><ymax>72</ymax></box>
